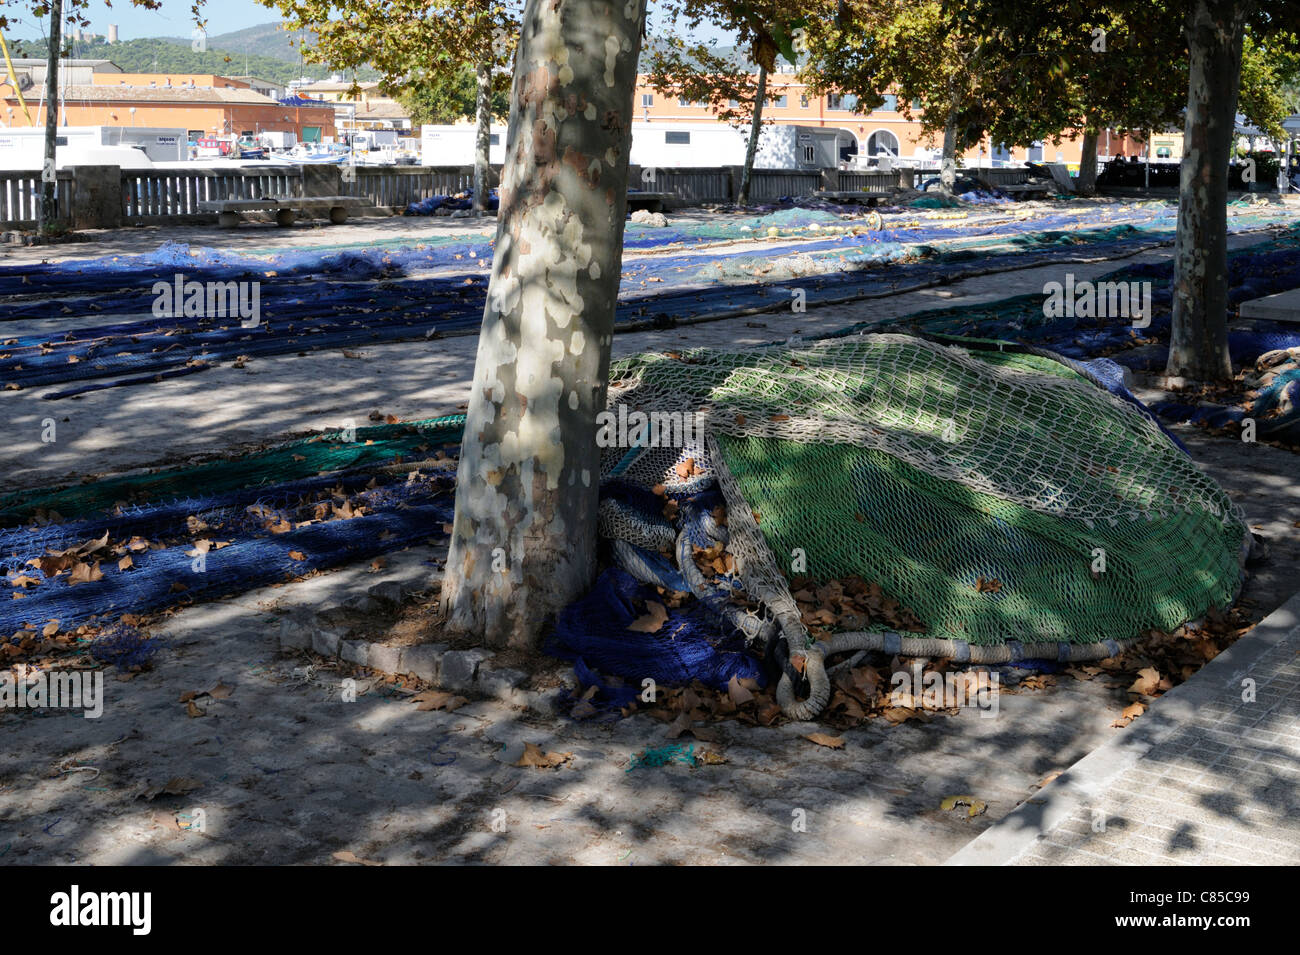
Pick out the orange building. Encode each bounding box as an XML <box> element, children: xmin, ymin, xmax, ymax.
<box><xmin>1</xmin><ymin>72</ymin><xmax>336</xmax><ymax>144</ymax></box>
<box><xmin>634</xmin><ymin>72</ymin><xmax>1149</xmax><ymax>168</ymax></box>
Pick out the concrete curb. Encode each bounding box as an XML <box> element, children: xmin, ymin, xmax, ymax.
<box><xmin>945</xmin><ymin>589</ymin><xmax>1300</xmax><ymax>865</ymax></box>
<box><xmin>276</xmin><ymin>579</ymin><xmax>572</xmax><ymax>719</ymax></box>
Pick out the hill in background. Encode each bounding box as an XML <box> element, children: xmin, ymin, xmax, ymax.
<box><xmin>14</xmin><ymin>23</ymin><xmax>378</xmax><ymax>87</ymax></box>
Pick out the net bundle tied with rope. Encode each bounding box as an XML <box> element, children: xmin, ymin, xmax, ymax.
<box><xmin>593</xmin><ymin>331</ymin><xmax>1252</xmax><ymax>720</ymax></box>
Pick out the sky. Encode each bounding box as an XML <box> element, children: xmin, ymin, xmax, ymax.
<box><xmin>4</xmin><ymin>0</ymin><xmax>271</xmax><ymax>43</ymax></box>
<box><xmin>4</xmin><ymin>1</ymin><xmax>730</xmax><ymax>45</ymax></box>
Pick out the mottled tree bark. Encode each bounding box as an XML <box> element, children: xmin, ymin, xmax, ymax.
<box><xmin>1076</xmin><ymin>126</ymin><xmax>1099</xmax><ymax>196</ymax></box>
<box><xmin>472</xmin><ymin>60</ymin><xmax>493</xmax><ymax>216</ymax></box>
<box><xmin>940</xmin><ymin>114</ymin><xmax>958</xmax><ymax>194</ymax></box>
<box><xmin>1167</xmin><ymin>0</ymin><xmax>1247</xmax><ymax>382</ymax></box>
<box><xmin>440</xmin><ymin>0</ymin><xmax>648</xmax><ymax>649</ymax></box>
<box><xmin>39</xmin><ymin>0</ymin><xmax>63</xmax><ymax>234</ymax></box>
<box><xmin>737</xmin><ymin>62</ymin><xmax>768</xmax><ymax>206</ymax></box>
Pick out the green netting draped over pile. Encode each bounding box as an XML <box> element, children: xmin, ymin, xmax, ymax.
<box><xmin>0</xmin><ymin>415</ymin><xmax>467</xmax><ymax>526</ymax></box>
<box><xmin>607</xmin><ymin>333</ymin><xmax>1248</xmax><ymax>649</ymax></box>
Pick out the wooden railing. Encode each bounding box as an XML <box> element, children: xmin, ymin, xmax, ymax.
<box><xmin>0</xmin><ymin>170</ymin><xmax>75</xmax><ymax>228</ymax></box>
<box><xmin>1</xmin><ymin>161</ymin><xmax>990</xmax><ymax>229</ymax></box>
<box><xmin>122</xmin><ymin>168</ymin><xmax>305</xmax><ymax>222</ymax></box>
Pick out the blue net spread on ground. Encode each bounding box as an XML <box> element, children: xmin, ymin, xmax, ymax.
<box><xmin>548</xmin><ymin>567</ymin><xmax>766</xmax><ymax>693</ymax></box>
<box><xmin>9</xmin><ymin>202</ymin><xmax>1282</xmax><ymax>398</ymax></box>
<box><xmin>0</xmin><ymin>469</ymin><xmax>455</xmax><ymax>635</ymax></box>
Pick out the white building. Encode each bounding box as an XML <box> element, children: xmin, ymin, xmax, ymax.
<box><xmin>0</xmin><ymin>126</ymin><xmax>185</xmax><ymax>168</ymax></box>
<box><xmin>420</xmin><ymin>121</ymin><xmax>854</xmax><ymax>169</ymax></box>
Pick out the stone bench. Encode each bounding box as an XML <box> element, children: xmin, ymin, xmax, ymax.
<box><xmin>197</xmin><ymin>196</ymin><xmax>370</xmax><ymax>227</ymax></box>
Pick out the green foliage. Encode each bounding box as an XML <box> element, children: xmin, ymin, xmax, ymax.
<box><xmin>799</xmin><ymin>0</ymin><xmax>1020</xmax><ymax>152</ymax></box>
<box><xmin>643</xmin><ymin>36</ymin><xmax>765</xmax><ymax>127</ymax></box>
<box><xmin>257</xmin><ymin>0</ymin><xmax>516</xmax><ymax>112</ymax></box>
<box><xmin>396</xmin><ymin>60</ymin><xmax>508</xmax><ymax>126</ymax></box>
<box><xmin>1238</xmin><ymin>31</ymin><xmax>1300</xmax><ymax>139</ymax></box>
<box><xmin>641</xmin><ymin>1</ymin><xmax>802</xmax><ymax>127</ymax></box>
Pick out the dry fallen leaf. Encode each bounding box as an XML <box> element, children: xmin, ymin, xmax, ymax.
<box><xmin>67</xmin><ymin>562</ymin><xmax>104</xmax><ymax>587</ymax></box>
<box><xmin>727</xmin><ymin>675</ymin><xmax>754</xmax><ymax>706</ymax></box>
<box><xmin>1111</xmin><ymin>700</ymin><xmax>1146</xmax><ymax>727</ymax></box>
<box><xmin>804</xmin><ymin>732</ymin><xmax>846</xmax><ymax>749</ymax></box>
<box><xmin>332</xmin><ymin>850</ymin><xmax>382</xmax><ymax>866</ymax></box>
<box><xmin>1129</xmin><ymin>666</ymin><xmax>1164</xmax><ymax>696</ymax></box>
<box><xmin>628</xmin><ymin>600</ymin><xmax>669</xmax><ymax>633</ymax></box>
<box><xmin>514</xmin><ymin>742</ymin><xmax>573</xmax><ymax>769</ymax></box>
<box><xmin>410</xmin><ymin>689</ymin><xmax>467</xmax><ymax>712</ymax></box>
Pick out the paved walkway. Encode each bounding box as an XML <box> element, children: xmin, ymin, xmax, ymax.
<box><xmin>947</xmin><ymin>590</ymin><xmax>1300</xmax><ymax>865</ymax></box>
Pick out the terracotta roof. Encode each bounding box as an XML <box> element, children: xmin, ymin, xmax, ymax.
<box><xmin>354</xmin><ymin>101</ymin><xmax>411</xmax><ymax>120</ymax></box>
<box><xmin>24</xmin><ymin>84</ymin><xmax>331</xmax><ymax>107</ymax></box>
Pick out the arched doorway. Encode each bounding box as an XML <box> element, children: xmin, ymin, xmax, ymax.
<box><xmin>866</xmin><ymin>128</ymin><xmax>901</xmax><ymax>159</ymax></box>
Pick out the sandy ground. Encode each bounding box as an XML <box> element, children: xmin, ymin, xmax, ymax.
<box><xmin>0</xmin><ymin>209</ymin><xmax>1296</xmax><ymax>865</ymax></box>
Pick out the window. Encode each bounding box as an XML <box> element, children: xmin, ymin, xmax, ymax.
<box><xmin>866</xmin><ymin>129</ymin><xmax>900</xmax><ymax>157</ymax></box>
<box><xmin>912</xmin><ymin>98</ymin><xmax>922</xmax><ymax>110</ymax></box>
<box><xmin>489</xmin><ymin>133</ymin><xmax>500</xmax><ymax>145</ymax></box>
<box><xmin>665</xmin><ymin>130</ymin><xmax>690</xmax><ymax>145</ymax></box>
<box><xmin>802</xmin><ymin>145</ymin><xmax>816</xmax><ymax>163</ymax></box>
<box><xmin>992</xmin><ymin>143</ymin><xmax>1012</xmax><ymax>163</ymax></box>
<box><xmin>1027</xmin><ymin>141</ymin><xmax>1044</xmax><ymax>161</ymax></box>
<box><xmin>799</xmin><ymin>94</ymin><xmax>809</xmax><ymax>108</ymax></box>
<box><xmin>827</xmin><ymin>93</ymin><xmax>859</xmax><ymax>111</ymax></box>
<box><xmin>769</xmin><ymin>93</ymin><xmax>788</xmax><ymax>108</ymax></box>
<box><xmin>879</xmin><ymin>94</ymin><xmax>897</xmax><ymax>112</ymax></box>
<box><xmin>188</xmin><ymin>129</ymin><xmax>204</xmax><ymax>141</ymax></box>
<box><xmin>641</xmin><ymin>93</ymin><xmax>654</xmax><ymax>107</ymax></box>
<box><xmin>678</xmin><ymin>97</ymin><xmax>693</xmax><ymax>107</ymax></box>
<box><xmin>727</xmin><ymin>98</ymin><xmax>740</xmax><ymax>108</ymax></box>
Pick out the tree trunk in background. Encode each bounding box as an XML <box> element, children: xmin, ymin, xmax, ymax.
<box><xmin>1077</xmin><ymin>127</ymin><xmax>1099</xmax><ymax>195</ymax></box>
<box><xmin>440</xmin><ymin>0</ymin><xmax>648</xmax><ymax>650</ymax></box>
<box><xmin>39</xmin><ymin>0</ymin><xmax>63</xmax><ymax>234</ymax></box>
<box><xmin>472</xmin><ymin>60</ymin><xmax>493</xmax><ymax>215</ymax></box>
<box><xmin>737</xmin><ymin>63</ymin><xmax>768</xmax><ymax>206</ymax></box>
<box><xmin>1167</xmin><ymin>0</ymin><xmax>1246</xmax><ymax>382</ymax></box>
<box><xmin>940</xmin><ymin>115</ymin><xmax>957</xmax><ymax>194</ymax></box>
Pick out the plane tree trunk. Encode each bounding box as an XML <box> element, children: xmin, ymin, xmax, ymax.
<box><xmin>472</xmin><ymin>59</ymin><xmax>493</xmax><ymax>215</ymax></box>
<box><xmin>737</xmin><ymin>62</ymin><xmax>767</xmax><ymax>206</ymax></box>
<box><xmin>940</xmin><ymin>113</ymin><xmax>958</xmax><ymax>194</ymax></box>
<box><xmin>1077</xmin><ymin>125</ymin><xmax>1099</xmax><ymax>195</ymax></box>
<box><xmin>39</xmin><ymin>0</ymin><xmax>63</xmax><ymax>234</ymax></box>
<box><xmin>1167</xmin><ymin>0</ymin><xmax>1247</xmax><ymax>382</ymax></box>
<box><xmin>440</xmin><ymin>0</ymin><xmax>648</xmax><ymax>650</ymax></box>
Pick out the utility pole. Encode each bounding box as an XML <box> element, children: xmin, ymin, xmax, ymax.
<box><xmin>39</xmin><ymin>0</ymin><xmax>63</xmax><ymax>234</ymax></box>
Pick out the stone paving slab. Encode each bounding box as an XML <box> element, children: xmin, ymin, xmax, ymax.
<box><xmin>1239</xmin><ymin>286</ymin><xmax>1300</xmax><ymax>324</ymax></box>
<box><xmin>946</xmin><ymin>589</ymin><xmax>1300</xmax><ymax>865</ymax></box>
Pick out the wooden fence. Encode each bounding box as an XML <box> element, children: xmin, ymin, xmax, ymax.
<box><xmin>0</xmin><ymin>170</ymin><xmax>76</xmax><ymax>228</ymax></box>
<box><xmin>2</xmin><ymin>161</ymin><xmax>1037</xmax><ymax>229</ymax></box>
